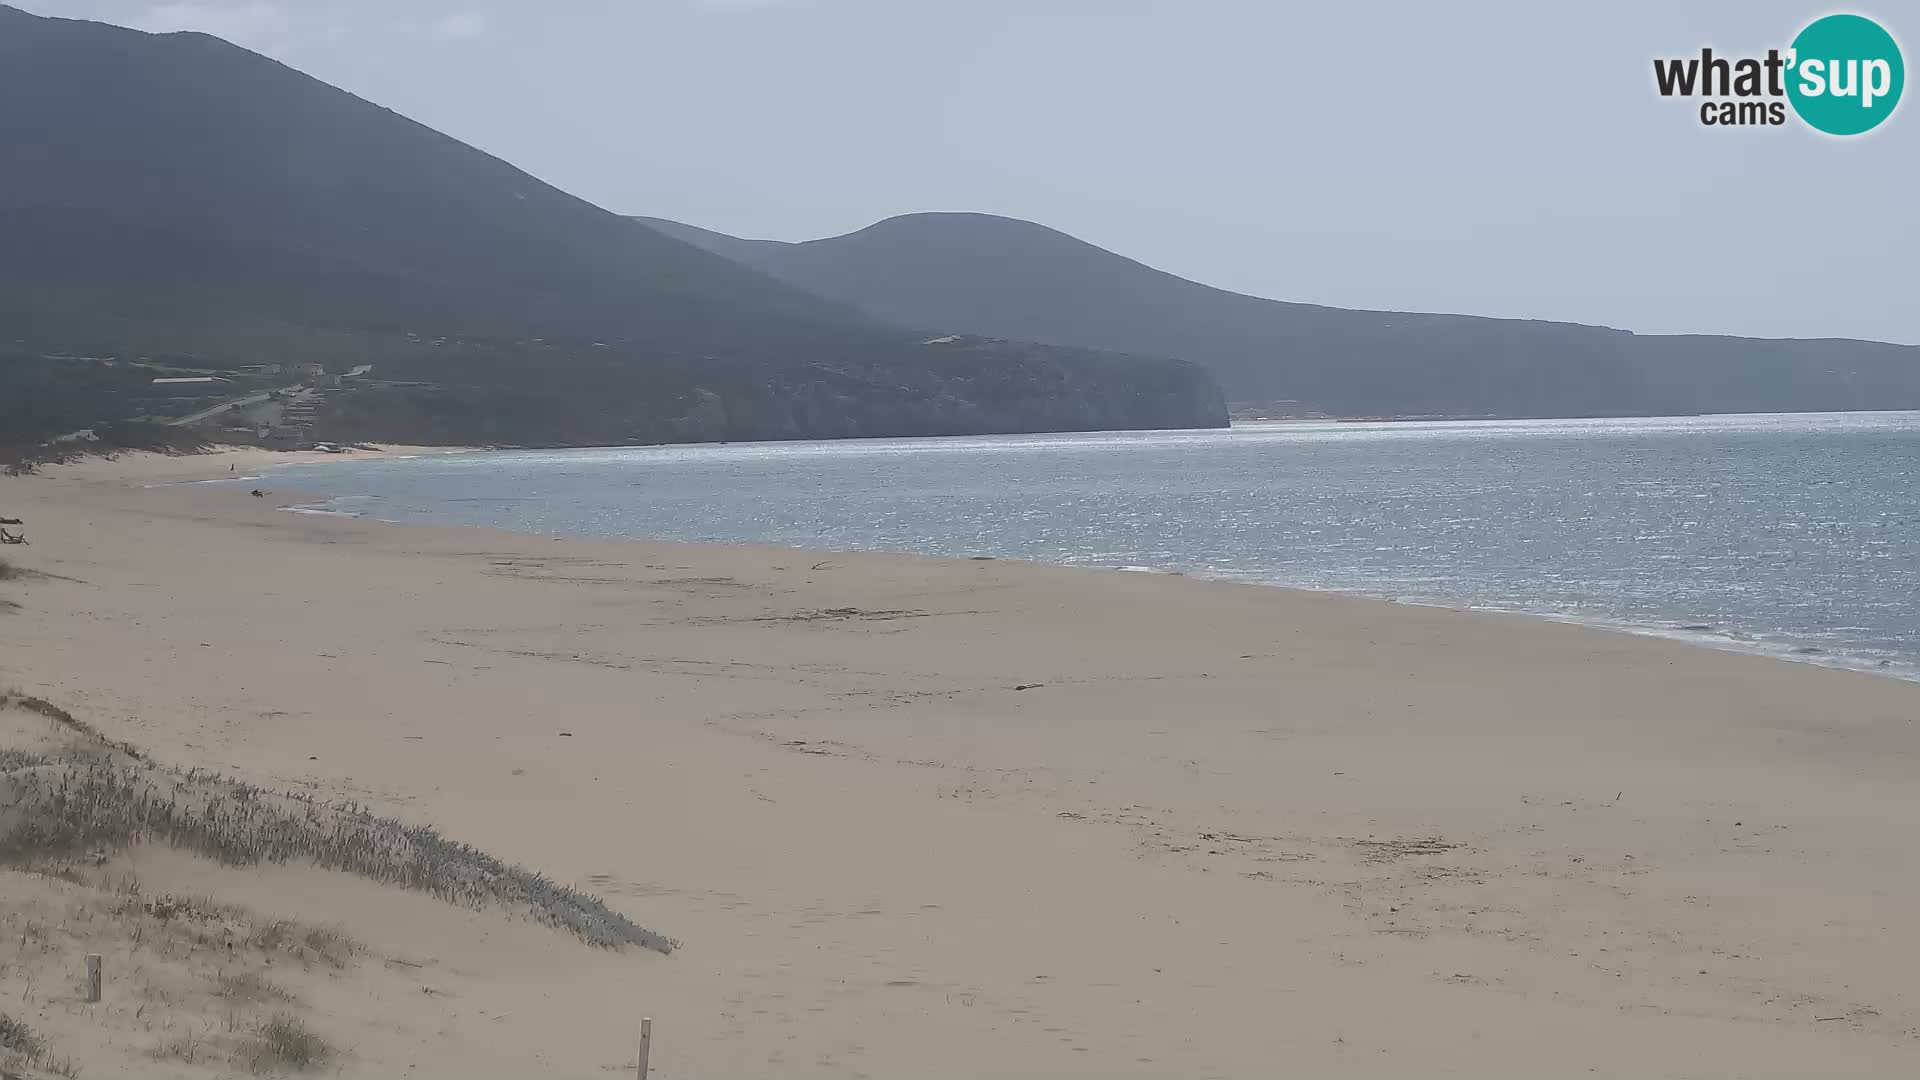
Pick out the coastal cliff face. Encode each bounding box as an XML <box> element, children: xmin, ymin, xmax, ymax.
<box><xmin>0</xmin><ymin>6</ymin><xmax>1224</xmax><ymax>447</ymax></box>
<box><xmin>315</xmin><ymin>337</ymin><xmax>1226</xmax><ymax>447</ymax></box>
<box><xmin>633</xmin><ymin>339</ymin><xmax>1227</xmax><ymax>443</ymax></box>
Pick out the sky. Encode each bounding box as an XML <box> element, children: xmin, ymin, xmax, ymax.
<box><xmin>15</xmin><ymin>0</ymin><xmax>1918</xmax><ymax>343</ymax></box>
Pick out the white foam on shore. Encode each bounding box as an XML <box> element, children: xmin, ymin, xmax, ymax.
<box><xmin>1542</xmin><ymin>612</ymin><xmax>1919</xmax><ymax>684</ymax></box>
<box><xmin>1162</xmin><ymin>565</ymin><xmax>1920</xmax><ymax>685</ymax></box>
<box><xmin>143</xmin><ymin>475</ymin><xmax>262</xmax><ymax>488</ymax></box>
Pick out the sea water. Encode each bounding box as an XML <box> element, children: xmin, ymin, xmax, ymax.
<box><xmin>263</xmin><ymin>412</ymin><xmax>1920</xmax><ymax>680</ymax></box>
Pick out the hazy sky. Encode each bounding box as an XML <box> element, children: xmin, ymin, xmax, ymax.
<box><xmin>18</xmin><ymin>0</ymin><xmax>1918</xmax><ymax>343</ymax></box>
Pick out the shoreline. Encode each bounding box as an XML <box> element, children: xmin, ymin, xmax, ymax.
<box><xmin>257</xmin><ymin>447</ymin><xmax>1920</xmax><ymax>687</ymax></box>
<box><xmin>9</xmin><ymin>448</ymin><xmax>1920</xmax><ymax>1076</ymax></box>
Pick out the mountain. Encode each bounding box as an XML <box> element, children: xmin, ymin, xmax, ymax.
<box><xmin>0</xmin><ymin>6</ymin><xmax>1224</xmax><ymax>445</ymax></box>
<box><xmin>638</xmin><ymin>213</ymin><xmax>1920</xmax><ymax>419</ymax></box>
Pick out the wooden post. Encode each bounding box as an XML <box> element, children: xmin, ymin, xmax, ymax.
<box><xmin>83</xmin><ymin>954</ymin><xmax>102</xmax><ymax>1003</ymax></box>
<box><xmin>637</xmin><ymin>1016</ymin><xmax>652</xmax><ymax>1080</ymax></box>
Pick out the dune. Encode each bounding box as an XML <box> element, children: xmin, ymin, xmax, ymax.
<box><xmin>3</xmin><ymin>448</ymin><xmax>1920</xmax><ymax>1077</ymax></box>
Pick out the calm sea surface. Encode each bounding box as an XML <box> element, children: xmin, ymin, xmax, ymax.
<box><xmin>263</xmin><ymin>413</ymin><xmax>1920</xmax><ymax>680</ymax></box>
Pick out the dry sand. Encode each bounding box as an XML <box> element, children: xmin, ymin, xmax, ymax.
<box><xmin>4</xmin><ymin>446</ymin><xmax>1920</xmax><ymax>1077</ymax></box>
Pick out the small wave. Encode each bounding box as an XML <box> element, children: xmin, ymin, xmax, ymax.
<box><xmin>1150</xmin><ymin>566</ymin><xmax>1920</xmax><ymax>684</ymax></box>
<box><xmin>144</xmin><ymin>475</ymin><xmax>262</xmax><ymax>488</ymax></box>
<box><xmin>1540</xmin><ymin>613</ymin><xmax>1919</xmax><ymax>683</ymax></box>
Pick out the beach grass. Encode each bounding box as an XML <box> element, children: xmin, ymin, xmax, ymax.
<box><xmin>242</xmin><ymin>1013</ymin><xmax>332</xmax><ymax>1073</ymax></box>
<box><xmin>0</xmin><ymin>690</ymin><xmax>673</xmax><ymax>952</ymax></box>
<box><xmin>4</xmin><ymin>860</ymin><xmax>374</xmax><ymax>1075</ymax></box>
<box><xmin>0</xmin><ymin>1012</ymin><xmax>42</xmax><ymax>1057</ymax></box>
<box><xmin>0</xmin><ymin>1011</ymin><xmax>74</xmax><ymax>1079</ymax></box>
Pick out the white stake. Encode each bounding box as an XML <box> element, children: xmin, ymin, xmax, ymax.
<box><xmin>637</xmin><ymin>1016</ymin><xmax>653</xmax><ymax>1079</ymax></box>
<box><xmin>84</xmin><ymin>954</ymin><xmax>102</xmax><ymax>1003</ymax></box>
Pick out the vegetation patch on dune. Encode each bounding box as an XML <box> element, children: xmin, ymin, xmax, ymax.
<box><xmin>1</xmin><ymin>1010</ymin><xmax>76</xmax><ymax>1079</ymax></box>
<box><xmin>0</xmin><ymin>691</ymin><xmax>672</xmax><ymax>952</ymax></box>
<box><xmin>5</xmin><ymin>861</ymin><xmax>355</xmax><ymax>1076</ymax></box>
<box><xmin>2</xmin><ymin>692</ymin><xmax>144</xmax><ymax>758</ymax></box>
<box><xmin>242</xmin><ymin>1013</ymin><xmax>333</xmax><ymax>1073</ymax></box>
<box><xmin>214</xmin><ymin>969</ymin><xmax>299</xmax><ymax>1006</ymax></box>
<box><xmin>0</xmin><ymin>1012</ymin><xmax>43</xmax><ymax>1058</ymax></box>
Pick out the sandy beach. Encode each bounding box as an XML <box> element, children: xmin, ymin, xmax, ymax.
<box><xmin>5</xmin><ymin>447</ymin><xmax>1920</xmax><ymax>1077</ymax></box>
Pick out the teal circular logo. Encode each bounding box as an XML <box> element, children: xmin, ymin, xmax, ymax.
<box><xmin>1787</xmin><ymin>14</ymin><xmax>1904</xmax><ymax>135</ymax></box>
